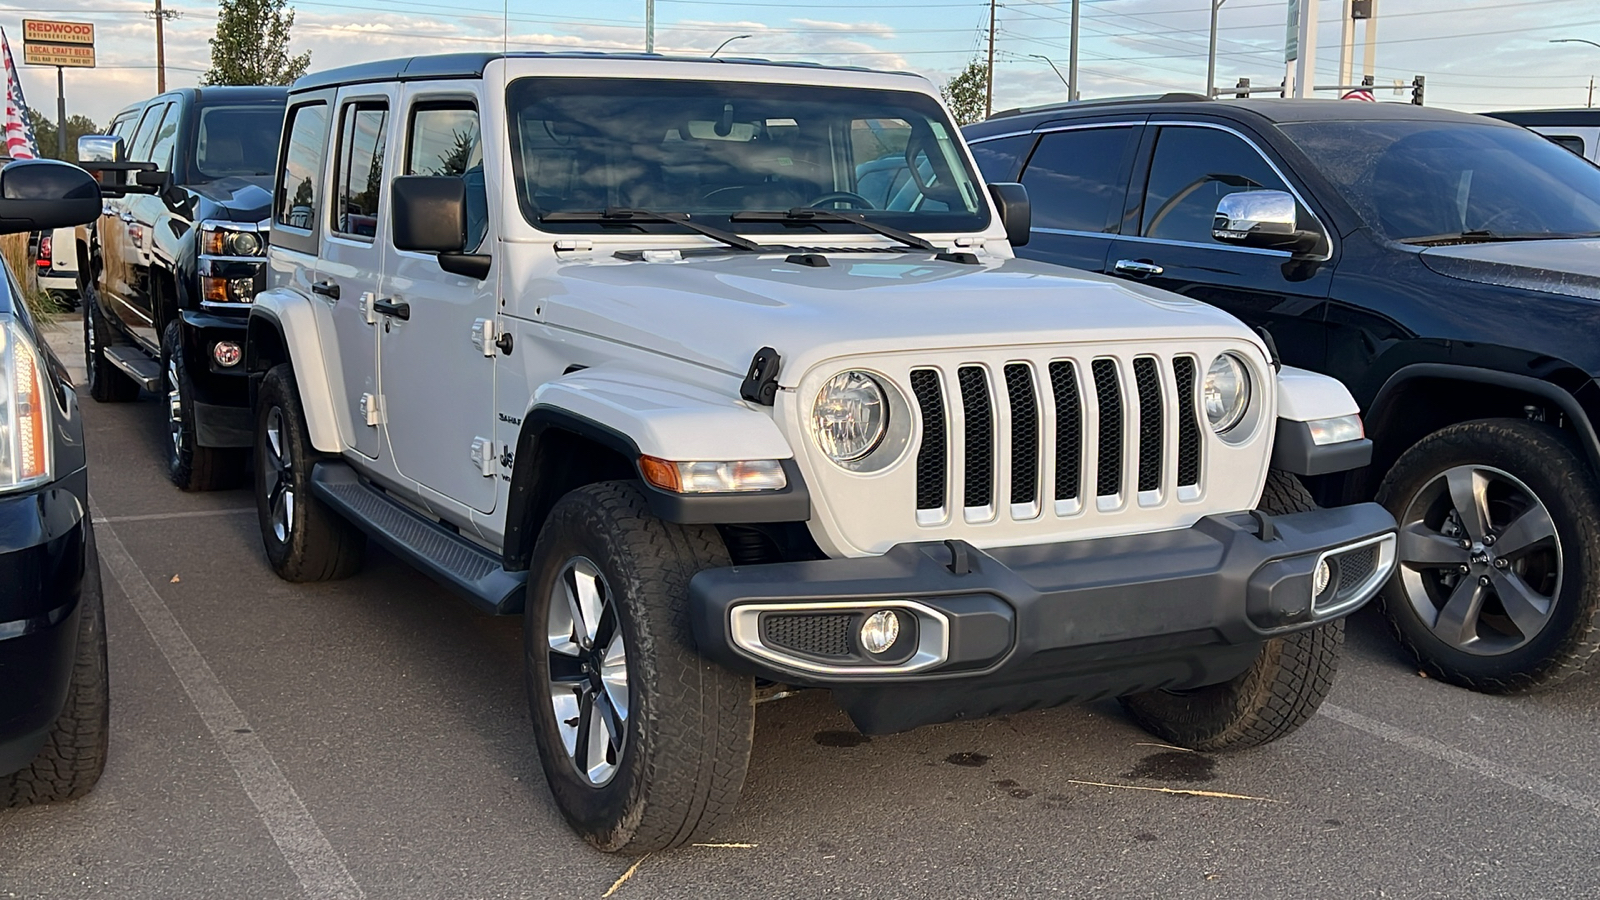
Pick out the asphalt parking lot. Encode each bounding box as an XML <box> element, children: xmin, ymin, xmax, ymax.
<box><xmin>3</xmin><ymin>322</ymin><xmax>1599</xmax><ymax>900</ymax></box>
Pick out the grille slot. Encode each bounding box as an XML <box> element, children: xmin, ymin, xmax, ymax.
<box><xmin>910</xmin><ymin>370</ymin><xmax>947</xmax><ymax>511</ymax></box>
<box><xmin>1004</xmin><ymin>364</ymin><xmax>1040</xmax><ymax>507</ymax></box>
<box><xmin>1336</xmin><ymin>546</ymin><xmax>1378</xmax><ymax>592</ymax></box>
<box><xmin>1092</xmin><ymin>359</ymin><xmax>1123</xmax><ymax>497</ymax></box>
<box><xmin>1049</xmin><ymin>361</ymin><xmax>1082</xmax><ymax>502</ymax></box>
<box><xmin>762</xmin><ymin>613</ymin><xmax>855</xmax><ymax>659</ymax></box>
<box><xmin>958</xmin><ymin>366</ymin><xmax>995</xmax><ymax>510</ymax></box>
<box><xmin>1134</xmin><ymin>357</ymin><xmax>1163</xmax><ymax>493</ymax></box>
<box><xmin>1174</xmin><ymin>356</ymin><xmax>1201</xmax><ymax>487</ymax></box>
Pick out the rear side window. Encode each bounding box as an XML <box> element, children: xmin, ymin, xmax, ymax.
<box><xmin>127</xmin><ymin>102</ymin><xmax>169</xmax><ymax>163</ymax></box>
<box><xmin>1021</xmin><ymin>127</ymin><xmax>1137</xmax><ymax>234</ymax></box>
<box><xmin>1545</xmin><ymin>134</ymin><xmax>1586</xmax><ymax>156</ymax></box>
<box><xmin>1140</xmin><ymin>126</ymin><xmax>1289</xmax><ymax>244</ymax></box>
<box><xmin>147</xmin><ymin>102</ymin><xmax>183</xmax><ymax>172</ymax></box>
<box><xmin>407</xmin><ymin>104</ymin><xmax>487</xmax><ymax>251</ymax></box>
<box><xmin>332</xmin><ymin>103</ymin><xmax>389</xmax><ymax>239</ymax></box>
<box><xmin>968</xmin><ymin>134</ymin><xmax>1034</xmax><ymax>184</ymax></box>
<box><xmin>276</xmin><ymin>102</ymin><xmax>329</xmax><ymax>232</ymax></box>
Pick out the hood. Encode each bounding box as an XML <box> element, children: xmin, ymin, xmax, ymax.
<box><xmin>1419</xmin><ymin>239</ymin><xmax>1600</xmax><ymax>302</ymax></box>
<box><xmin>188</xmin><ymin>176</ymin><xmax>273</xmax><ymax>222</ymax></box>
<box><xmin>541</xmin><ymin>252</ymin><xmax>1260</xmax><ymax>379</ymax></box>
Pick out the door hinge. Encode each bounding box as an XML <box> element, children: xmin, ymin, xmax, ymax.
<box><xmin>359</xmin><ymin>393</ymin><xmax>384</xmax><ymax>426</ymax></box>
<box><xmin>471</xmin><ymin>437</ymin><xmax>496</xmax><ymax>477</ymax></box>
<box><xmin>471</xmin><ymin>318</ymin><xmax>498</xmax><ymax>357</ymax></box>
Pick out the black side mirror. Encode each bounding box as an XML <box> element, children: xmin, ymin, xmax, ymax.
<box><xmin>987</xmin><ymin>182</ymin><xmax>1031</xmax><ymax>248</ymax></box>
<box><xmin>0</xmin><ymin>159</ymin><xmax>102</xmax><ymax>235</ymax></box>
<box><xmin>391</xmin><ymin>175</ymin><xmax>490</xmax><ymax>279</ymax></box>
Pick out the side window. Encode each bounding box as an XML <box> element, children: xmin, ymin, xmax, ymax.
<box><xmin>1021</xmin><ymin>127</ymin><xmax>1137</xmax><ymax>233</ymax></box>
<box><xmin>110</xmin><ymin>113</ymin><xmax>137</xmax><ymax>145</ymax></box>
<box><xmin>276</xmin><ymin>102</ymin><xmax>330</xmax><ymax>232</ymax></box>
<box><xmin>1545</xmin><ymin>134</ymin><xmax>1585</xmax><ymax>157</ymax></box>
<box><xmin>127</xmin><ymin>103</ymin><xmax>169</xmax><ymax>163</ymax></box>
<box><xmin>147</xmin><ymin>101</ymin><xmax>183</xmax><ymax>172</ymax></box>
<box><xmin>969</xmin><ymin>134</ymin><xmax>1035</xmax><ymax>184</ymax></box>
<box><xmin>407</xmin><ymin>104</ymin><xmax>486</xmax><ymax>250</ymax></box>
<box><xmin>332</xmin><ymin>103</ymin><xmax>389</xmax><ymax>239</ymax></box>
<box><xmin>1140</xmin><ymin>126</ymin><xmax>1290</xmax><ymax>244</ymax></box>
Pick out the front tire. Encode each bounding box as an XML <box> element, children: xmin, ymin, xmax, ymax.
<box><xmin>255</xmin><ymin>364</ymin><xmax>366</xmax><ymax>582</ymax></box>
<box><xmin>525</xmin><ymin>481</ymin><xmax>753</xmax><ymax>853</ymax></box>
<box><xmin>1120</xmin><ymin>470</ymin><xmax>1343</xmax><ymax>751</ymax></box>
<box><xmin>163</xmin><ymin>321</ymin><xmax>243</xmax><ymax>491</ymax></box>
<box><xmin>1376</xmin><ymin>419</ymin><xmax>1600</xmax><ymax>692</ymax></box>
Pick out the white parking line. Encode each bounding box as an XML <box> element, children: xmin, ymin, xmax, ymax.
<box><xmin>93</xmin><ymin>508</ymin><xmax>255</xmax><ymax>524</ymax></box>
<box><xmin>1320</xmin><ymin>702</ymin><xmax>1600</xmax><ymax>818</ymax></box>
<box><xmin>94</xmin><ymin>511</ymin><xmax>366</xmax><ymax>900</ymax></box>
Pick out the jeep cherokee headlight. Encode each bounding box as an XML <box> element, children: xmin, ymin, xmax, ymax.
<box><xmin>1203</xmin><ymin>353</ymin><xmax>1251</xmax><ymax>434</ymax></box>
<box><xmin>0</xmin><ymin>316</ymin><xmax>52</xmax><ymax>493</ymax></box>
<box><xmin>813</xmin><ymin>371</ymin><xmax>888</xmax><ymax>463</ymax></box>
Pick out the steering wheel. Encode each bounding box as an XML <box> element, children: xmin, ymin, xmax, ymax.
<box><xmin>808</xmin><ymin>191</ymin><xmax>876</xmax><ymax>210</ymax></box>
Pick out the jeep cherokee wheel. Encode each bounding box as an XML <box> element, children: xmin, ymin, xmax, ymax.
<box><xmin>162</xmin><ymin>321</ymin><xmax>243</xmax><ymax>491</ymax></box>
<box><xmin>255</xmin><ymin>364</ymin><xmax>366</xmax><ymax>582</ymax></box>
<box><xmin>1376</xmin><ymin>419</ymin><xmax>1600</xmax><ymax>692</ymax></box>
<box><xmin>525</xmin><ymin>481</ymin><xmax>753</xmax><ymax>853</ymax></box>
<box><xmin>82</xmin><ymin>286</ymin><xmax>138</xmax><ymax>403</ymax></box>
<box><xmin>1119</xmin><ymin>470</ymin><xmax>1343</xmax><ymax>752</ymax></box>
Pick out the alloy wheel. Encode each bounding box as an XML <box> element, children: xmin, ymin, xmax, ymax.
<box><xmin>1396</xmin><ymin>464</ymin><xmax>1562</xmax><ymax>655</ymax></box>
<box><xmin>262</xmin><ymin>407</ymin><xmax>295</xmax><ymax>544</ymax></box>
<box><xmin>84</xmin><ymin>310</ymin><xmax>98</xmax><ymax>392</ymax></box>
<box><xmin>546</xmin><ymin>556</ymin><xmax>629</xmax><ymax>787</ymax></box>
<box><xmin>166</xmin><ymin>357</ymin><xmax>184</xmax><ymax>460</ymax></box>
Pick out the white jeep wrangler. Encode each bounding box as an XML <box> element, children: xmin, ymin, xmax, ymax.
<box><xmin>246</xmin><ymin>52</ymin><xmax>1397</xmax><ymax>853</ymax></box>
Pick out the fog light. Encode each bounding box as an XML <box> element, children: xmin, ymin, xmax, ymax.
<box><xmin>213</xmin><ymin>341</ymin><xmax>242</xmax><ymax>367</ymax></box>
<box><xmin>860</xmin><ymin>610</ymin><xmax>899</xmax><ymax>655</ymax></box>
<box><xmin>1313</xmin><ymin>558</ymin><xmax>1332</xmax><ymax>597</ymax></box>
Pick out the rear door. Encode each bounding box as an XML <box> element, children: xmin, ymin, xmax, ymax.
<box><xmin>122</xmin><ymin>96</ymin><xmax>186</xmax><ymax>348</ymax></box>
<box><xmin>1013</xmin><ymin>122</ymin><xmax>1143</xmax><ymax>273</ymax></box>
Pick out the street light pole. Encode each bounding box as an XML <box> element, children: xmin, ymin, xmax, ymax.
<box><xmin>1028</xmin><ymin>53</ymin><xmax>1071</xmax><ymax>94</ymax></box>
<box><xmin>646</xmin><ymin>0</ymin><xmax>654</xmax><ymax>53</ymax></box>
<box><xmin>1206</xmin><ymin>0</ymin><xmax>1227</xmax><ymax>98</ymax></box>
<box><xmin>1550</xmin><ymin>39</ymin><xmax>1600</xmax><ymax>108</ymax></box>
<box><xmin>710</xmin><ymin>34</ymin><xmax>751</xmax><ymax>58</ymax></box>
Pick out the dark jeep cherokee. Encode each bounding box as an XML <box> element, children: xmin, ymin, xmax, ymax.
<box><xmin>76</xmin><ymin>86</ymin><xmax>286</xmax><ymax>490</ymax></box>
<box><xmin>966</xmin><ymin>97</ymin><xmax>1600</xmax><ymax>693</ymax></box>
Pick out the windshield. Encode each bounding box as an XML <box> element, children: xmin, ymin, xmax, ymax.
<box><xmin>1280</xmin><ymin>118</ymin><xmax>1600</xmax><ymax>243</ymax></box>
<box><xmin>192</xmin><ymin>103</ymin><xmax>285</xmax><ymax>182</ymax></box>
<box><xmin>506</xmin><ymin>77</ymin><xmax>988</xmax><ymax>236</ymax></box>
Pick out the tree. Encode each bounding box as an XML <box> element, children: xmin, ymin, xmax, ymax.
<box><xmin>941</xmin><ymin>61</ymin><xmax>989</xmax><ymax>126</ymax></box>
<box><xmin>202</xmin><ymin>0</ymin><xmax>311</xmax><ymax>86</ymax></box>
<box><xmin>24</xmin><ymin>111</ymin><xmax>103</xmax><ymax>162</ymax></box>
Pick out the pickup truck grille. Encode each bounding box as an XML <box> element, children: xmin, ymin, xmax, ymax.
<box><xmin>911</xmin><ymin>354</ymin><xmax>1203</xmax><ymax>523</ymax></box>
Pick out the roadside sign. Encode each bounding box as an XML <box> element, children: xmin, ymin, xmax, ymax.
<box><xmin>22</xmin><ymin>43</ymin><xmax>95</xmax><ymax>68</ymax></box>
<box><xmin>21</xmin><ymin>19</ymin><xmax>95</xmax><ymax>69</ymax></box>
<box><xmin>22</xmin><ymin>20</ymin><xmax>94</xmax><ymax>46</ymax></box>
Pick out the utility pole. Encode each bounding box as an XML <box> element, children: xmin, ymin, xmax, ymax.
<box><xmin>56</xmin><ymin>67</ymin><xmax>65</xmax><ymax>159</ymax></box>
<box><xmin>1068</xmin><ymin>0</ymin><xmax>1080</xmax><ymax>101</ymax></box>
<box><xmin>985</xmin><ymin>0</ymin><xmax>996</xmax><ymax>118</ymax></box>
<box><xmin>147</xmin><ymin>0</ymin><xmax>180</xmax><ymax>93</ymax></box>
<box><xmin>646</xmin><ymin>0</ymin><xmax>654</xmax><ymax>53</ymax></box>
<box><xmin>1589</xmin><ymin>75</ymin><xmax>1595</xmax><ymax>108</ymax></box>
<box><xmin>1206</xmin><ymin>0</ymin><xmax>1226</xmax><ymax>97</ymax></box>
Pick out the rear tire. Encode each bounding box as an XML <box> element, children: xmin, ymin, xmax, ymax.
<box><xmin>1119</xmin><ymin>470</ymin><xmax>1343</xmax><ymax>751</ymax></box>
<box><xmin>163</xmin><ymin>321</ymin><xmax>244</xmax><ymax>491</ymax></box>
<box><xmin>82</xmin><ymin>285</ymin><xmax>138</xmax><ymax>403</ymax></box>
<box><xmin>525</xmin><ymin>481</ymin><xmax>753</xmax><ymax>853</ymax></box>
<box><xmin>255</xmin><ymin>364</ymin><xmax>366</xmax><ymax>582</ymax></box>
<box><xmin>1</xmin><ymin>523</ymin><xmax>110</xmax><ymax>807</ymax></box>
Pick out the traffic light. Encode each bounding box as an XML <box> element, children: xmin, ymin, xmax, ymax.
<box><xmin>1412</xmin><ymin>75</ymin><xmax>1426</xmax><ymax>106</ymax></box>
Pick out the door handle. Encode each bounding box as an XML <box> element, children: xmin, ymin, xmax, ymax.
<box><xmin>119</xmin><ymin>212</ymin><xmax>136</xmax><ymax>223</ymax></box>
<box><xmin>372</xmin><ymin>298</ymin><xmax>411</xmax><ymax>321</ymax></box>
<box><xmin>310</xmin><ymin>280</ymin><xmax>340</xmax><ymax>300</ymax></box>
<box><xmin>1113</xmin><ymin>259</ymin><xmax>1165</xmax><ymax>277</ymax></box>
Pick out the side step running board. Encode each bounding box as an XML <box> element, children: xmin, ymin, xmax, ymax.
<box><xmin>103</xmin><ymin>346</ymin><xmax>162</xmax><ymax>392</ymax></box>
<box><xmin>310</xmin><ymin>462</ymin><xmax>526</xmax><ymax>615</ymax></box>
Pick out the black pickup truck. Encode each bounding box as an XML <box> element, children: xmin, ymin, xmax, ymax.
<box><xmin>76</xmin><ymin>86</ymin><xmax>285</xmax><ymax>490</ymax></box>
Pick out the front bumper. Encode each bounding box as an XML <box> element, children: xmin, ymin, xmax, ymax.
<box><xmin>690</xmin><ymin>503</ymin><xmax>1395</xmax><ymax>734</ymax></box>
<box><xmin>178</xmin><ymin>309</ymin><xmax>252</xmax><ymax>447</ymax></box>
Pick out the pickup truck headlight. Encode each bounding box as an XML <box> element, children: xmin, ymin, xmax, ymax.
<box><xmin>1203</xmin><ymin>353</ymin><xmax>1252</xmax><ymax>434</ymax></box>
<box><xmin>0</xmin><ymin>316</ymin><xmax>52</xmax><ymax>493</ymax></box>
<box><xmin>201</xmin><ymin>224</ymin><xmax>264</xmax><ymax>257</ymax></box>
<box><xmin>813</xmin><ymin>371</ymin><xmax>888</xmax><ymax>463</ymax></box>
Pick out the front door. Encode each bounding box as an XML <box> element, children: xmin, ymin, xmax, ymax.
<box><xmin>122</xmin><ymin>97</ymin><xmax>185</xmax><ymax>350</ymax></box>
<box><xmin>1014</xmin><ymin>122</ymin><xmax>1143</xmax><ymax>274</ymax></box>
<box><xmin>1105</xmin><ymin>123</ymin><xmax>1336</xmax><ymax>372</ymax></box>
<box><xmin>379</xmin><ymin>89</ymin><xmax>498</xmax><ymax>514</ymax></box>
<box><xmin>319</xmin><ymin>86</ymin><xmax>397</xmax><ymax>459</ymax></box>
<box><xmin>98</xmin><ymin>100</ymin><xmax>168</xmax><ymax>350</ymax></box>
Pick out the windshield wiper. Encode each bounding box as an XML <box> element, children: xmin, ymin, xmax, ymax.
<box><xmin>1400</xmin><ymin>230</ymin><xmax>1600</xmax><ymax>246</ymax></box>
<box><xmin>540</xmin><ymin>208</ymin><xmax>765</xmax><ymax>252</ymax></box>
<box><xmin>729</xmin><ymin>208</ymin><xmax>938</xmax><ymax>251</ymax></box>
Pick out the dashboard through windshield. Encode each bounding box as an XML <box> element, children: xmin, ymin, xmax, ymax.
<box><xmin>505</xmin><ymin>77</ymin><xmax>989</xmax><ymax>236</ymax></box>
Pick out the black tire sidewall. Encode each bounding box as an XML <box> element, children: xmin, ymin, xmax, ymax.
<box><xmin>256</xmin><ymin>366</ymin><xmax>312</xmax><ymax>573</ymax></box>
<box><xmin>1377</xmin><ymin>419</ymin><xmax>1600</xmax><ymax>689</ymax></box>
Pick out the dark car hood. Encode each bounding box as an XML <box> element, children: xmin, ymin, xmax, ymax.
<box><xmin>189</xmin><ymin>176</ymin><xmax>273</xmax><ymax>222</ymax></box>
<box><xmin>1419</xmin><ymin>239</ymin><xmax>1600</xmax><ymax>301</ymax></box>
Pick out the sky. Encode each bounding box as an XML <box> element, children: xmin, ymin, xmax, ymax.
<box><xmin>4</xmin><ymin>0</ymin><xmax>1599</xmax><ymax>129</ymax></box>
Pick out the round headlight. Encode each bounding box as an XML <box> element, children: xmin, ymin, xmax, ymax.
<box><xmin>813</xmin><ymin>371</ymin><xmax>888</xmax><ymax>463</ymax></box>
<box><xmin>227</xmin><ymin>231</ymin><xmax>262</xmax><ymax>256</ymax></box>
<box><xmin>1202</xmin><ymin>353</ymin><xmax>1251</xmax><ymax>434</ymax></box>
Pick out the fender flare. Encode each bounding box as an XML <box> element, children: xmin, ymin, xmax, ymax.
<box><xmin>245</xmin><ymin>296</ymin><xmax>344</xmax><ymax>453</ymax></box>
<box><xmin>1368</xmin><ymin>362</ymin><xmax>1600</xmax><ymax>471</ymax></box>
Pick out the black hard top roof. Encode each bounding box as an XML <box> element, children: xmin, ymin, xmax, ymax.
<box><xmin>1485</xmin><ymin>108</ymin><xmax>1600</xmax><ymax>126</ymax></box>
<box><xmin>290</xmin><ymin>51</ymin><xmax>910</xmax><ymax>93</ymax></box>
<box><xmin>112</xmin><ymin>85</ymin><xmax>286</xmax><ymax>119</ymax></box>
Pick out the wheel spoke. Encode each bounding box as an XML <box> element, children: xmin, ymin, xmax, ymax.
<box><xmin>574</xmin><ymin>689</ymin><xmax>597</xmax><ymax>774</ymax></box>
<box><xmin>1493</xmin><ymin>504</ymin><xmax>1556</xmax><ymax>558</ymax></box>
<box><xmin>586</xmin><ymin>691</ymin><xmax>622</xmax><ymax>783</ymax></box>
<box><xmin>571</xmin><ymin>565</ymin><xmax>605</xmax><ymax>647</ymax></box>
<box><xmin>593</xmin><ymin>601</ymin><xmax>618</xmax><ymax>652</ymax></box>
<box><xmin>548</xmin><ymin>578</ymin><xmax>583</xmax><ymax>656</ymax></box>
<box><xmin>601</xmin><ymin>631</ymin><xmax>629</xmax><ymax>723</ymax></box>
<box><xmin>1489</xmin><ymin>569</ymin><xmax>1553</xmax><ymax>638</ymax></box>
<box><xmin>1432</xmin><ymin>577</ymin><xmax>1487</xmax><ymax>646</ymax></box>
<box><xmin>550</xmin><ymin>683</ymin><xmax>582</xmax><ymax>757</ymax></box>
<box><xmin>1445</xmin><ymin>467</ymin><xmax>1492</xmax><ymax>540</ymax></box>
<box><xmin>1397</xmin><ymin>522</ymin><xmax>1470</xmax><ymax>567</ymax></box>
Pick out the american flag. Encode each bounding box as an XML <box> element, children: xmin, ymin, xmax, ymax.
<box><xmin>2</xmin><ymin>28</ymin><xmax>38</xmax><ymax>160</ymax></box>
<box><xmin>1340</xmin><ymin>89</ymin><xmax>1378</xmax><ymax>102</ymax></box>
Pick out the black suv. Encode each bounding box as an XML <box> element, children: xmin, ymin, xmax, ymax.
<box><xmin>1</xmin><ymin>159</ymin><xmax>108</xmax><ymax>805</ymax></box>
<box><xmin>76</xmin><ymin>86</ymin><xmax>286</xmax><ymax>490</ymax></box>
<box><xmin>965</xmin><ymin>98</ymin><xmax>1600</xmax><ymax>693</ymax></box>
